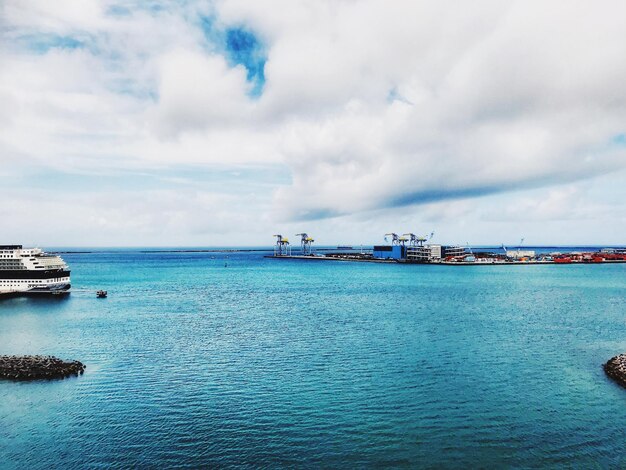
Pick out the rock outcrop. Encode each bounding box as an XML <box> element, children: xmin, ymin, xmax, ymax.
<box><xmin>0</xmin><ymin>355</ymin><xmax>85</xmax><ymax>381</ymax></box>
<box><xmin>604</xmin><ymin>354</ymin><xmax>626</xmax><ymax>388</ymax></box>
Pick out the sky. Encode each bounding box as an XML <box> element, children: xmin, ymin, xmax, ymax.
<box><xmin>1</xmin><ymin>0</ymin><xmax>625</xmax><ymax>247</ymax></box>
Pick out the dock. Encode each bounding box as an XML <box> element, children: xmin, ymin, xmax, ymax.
<box><xmin>266</xmin><ymin>255</ymin><xmax>626</xmax><ymax>266</ymax></box>
<box><xmin>267</xmin><ymin>233</ymin><xmax>626</xmax><ymax>266</ymax></box>
<box><xmin>264</xmin><ymin>255</ymin><xmax>397</xmax><ymax>263</ymax></box>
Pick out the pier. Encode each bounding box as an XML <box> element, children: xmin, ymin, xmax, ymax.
<box><xmin>0</xmin><ymin>355</ymin><xmax>85</xmax><ymax>381</ymax></box>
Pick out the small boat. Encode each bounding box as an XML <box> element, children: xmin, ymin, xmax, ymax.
<box><xmin>96</xmin><ymin>290</ymin><xmax>108</xmax><ymax>298</ymax></box>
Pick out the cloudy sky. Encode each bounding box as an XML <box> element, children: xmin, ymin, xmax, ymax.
<box><xmin>1</xmin><ymin>0</ymin><xmax>625</xmax><ymax>247</ymax></box>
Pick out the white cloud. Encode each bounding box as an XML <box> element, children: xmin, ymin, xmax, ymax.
<box><xmin>150</xmin><ymin>49</ymin><xmax>252</xmax><ymax>137</ymax></box>
<box><xmin>0</xmin><ymin>187</ymin><xmax>272</xmax><ymax>246</ymax></box>
<box><xmin>2</xmin><ymin>0</ymin><xmax>104</xmax><ymax>32</ymax></box>
<box><xmin>1</xmin><ymin>0</ymin><xmax>625</xmax><ymax>245</ymax></box>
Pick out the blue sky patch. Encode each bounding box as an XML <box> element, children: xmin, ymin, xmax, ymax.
<box><xmin>105</xmin><ymin>4</ymin><xmax>133</xmax><ymax>16</ymax></box>
<box><xmin>109</xmin><ymin>78</ymin><xmax>158</xmax><ymax>101</ymax></box>
<box><xmin>224</xmin><ymin>28</ymin><xmax>266</xmax><ymax>96</ymax></box>
<box><xmin>613</xmin><ymin>133</ymin><xmax>626</xmax><ymax>146</ymax></box>
<box><xmin>199</xmin><ymin>15</ymin><xmax>220</xmax><ymax>43</ymax></box>
<box><xmin>106</xmin><ymin>1</ymin><xmax>166</xmax><ymax>16</ymax></box>
<box><xmin>5</xmin><ymin>164</ymin><xmax>291</xmax><ymax>195</ymax></box>
<box><xmin>17</xmin><ymin>34</ymin><xmax>85</xmax><ymax>54</ymax></box>
<box><xmin>200</xmin><ymin>18</ymin><xmax>267</xmax><ymax>97</ymax></box>
<box><xmin>387</xmin><ymin>87</ymin><xmax>413</xmax><ymax>105</ymax></box>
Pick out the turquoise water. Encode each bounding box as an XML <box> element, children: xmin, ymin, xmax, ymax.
<box><xmin>1</xmin><ymin>250</ymin><xmax>626</xmax><ymax>468</ymax></box>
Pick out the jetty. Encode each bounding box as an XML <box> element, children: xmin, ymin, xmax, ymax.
<box><xmin>0</xmin><ymin>355</ymin><xmax>85</xmax><ymax>381</ymax></box>
<box><xmin>604</xmin><ymin>354</ymin><xmax>626</xmax><ymax>388</ymax></box>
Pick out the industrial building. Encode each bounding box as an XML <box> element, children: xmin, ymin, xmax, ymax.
<box><xmin>406</xmin><ymin>245</ymin><xmax>466</xmax><ymax>262</ymax></box>
<box><xmin>372</xmin><ymin>232</ymin><xmax>465</xmax><ymax>262</ymax></box>
<box><xmin>407</xmin><ymin>245</ymin><xmax>440</xmax><ymax>262</ymax></box>
<box><xmin>373</xmin><ymin>245</ymin><xmax>406</xmax><ymax>260</ymax></box>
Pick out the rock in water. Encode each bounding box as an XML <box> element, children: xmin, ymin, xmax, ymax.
<box><xmin>0</xmin><ymin>355</ymin><xmax>86</xmax><ymax>381</ymax></box>
<box><xmin>604</xmin><ymin>354</ymin><xmax>626</xmax><ymax>388</ymax></box>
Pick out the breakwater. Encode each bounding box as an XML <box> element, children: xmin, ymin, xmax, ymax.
<box><xmin>0</xmin><ymin>355</ymin><xmax>85</xmax><ymax>381</ymax></box>
<box><xmin>604</xmin><ymin>354</ymin><xmax>626</xmax><ymax>388</ymax></box>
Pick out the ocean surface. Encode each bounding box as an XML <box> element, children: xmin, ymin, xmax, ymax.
<box><xmin>1</xmin><ymin>249</ymin><xmax>626</xmax><ymax>468</ymax></box>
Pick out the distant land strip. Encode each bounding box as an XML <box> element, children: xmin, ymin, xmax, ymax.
<box><xmin>50</xmin><ymin>248</ymin><xmax>340</xmax><ymax>254</ymax></box>
<box><xmin>50</xmin><ymin>249</ymin><xmax>271</xmax><ymax>254</ymax></box>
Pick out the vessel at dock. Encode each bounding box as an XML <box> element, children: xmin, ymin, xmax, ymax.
<box><xmin>0</xmin><ymin>245</ymin><xmax>71</xmax><ymax>295</ymax></box>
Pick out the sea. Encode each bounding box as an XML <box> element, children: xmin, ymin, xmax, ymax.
<box><xmin>1</xmin><ymin>247</ymin><xmax>626</xmax><ymax>468</ymax></box>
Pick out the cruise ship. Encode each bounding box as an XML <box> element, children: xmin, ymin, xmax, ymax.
<box><xmin>0</xmin><ymin>245</ymin><xmax>71</xmax><ymax>295</ymax></box>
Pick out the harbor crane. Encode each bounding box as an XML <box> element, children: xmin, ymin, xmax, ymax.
<box><xmin>403</xmin><ymin>231</ymin><xmax>434</xmax><ymax>246</ymax></box>
<box><xmin>295</xmin><ymin>233</ymin><xmax>314</xmax><ymax>255</ymax></box>
<box><xmin>384</xmin><ymin>233</ymin><xmax>400</xmax><ymax>245</ymax></box>
<box><xmin>403</xmin><ymin>233</ymin><xmax>418</xmax><ymax>246</ymax></box>
<box><xmin>273</xmin><ymin>234</ymin><xmax>291</xmax><ymax>256</ymax></box>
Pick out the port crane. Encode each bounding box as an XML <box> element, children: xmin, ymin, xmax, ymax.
<box><xmin>403</xmin><ymin>231</ymin><xmax>434</xmax><ymax>246</ymax></box>
<box><xmin>403</xmin><ymin>233</ymin><xmax>418</xmax><ymax>246</ymax></box>
<box><xmin>273</xmin><ymin>234</ymin><xmax>291</xmax><ymax>256</ymax></box>
<box><xmin>384</xmin><ymin>233</ymin><xmax>400</xmax><ymax>245</ymax></box>
<box><xmin>295</xmin><ymin>233</ymin><xmax>314</xmax><ymax>255</ymax></box>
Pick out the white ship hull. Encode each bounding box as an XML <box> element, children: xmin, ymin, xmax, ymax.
<box><xmin>0</xmin><ymin>245</ymin><xmax>71</xmax><ymax>296</ymax></box>
<box><xmin>0</xmin><ymin>279</ymin><xmax>71</xmax><ymax>295</ymax></box>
